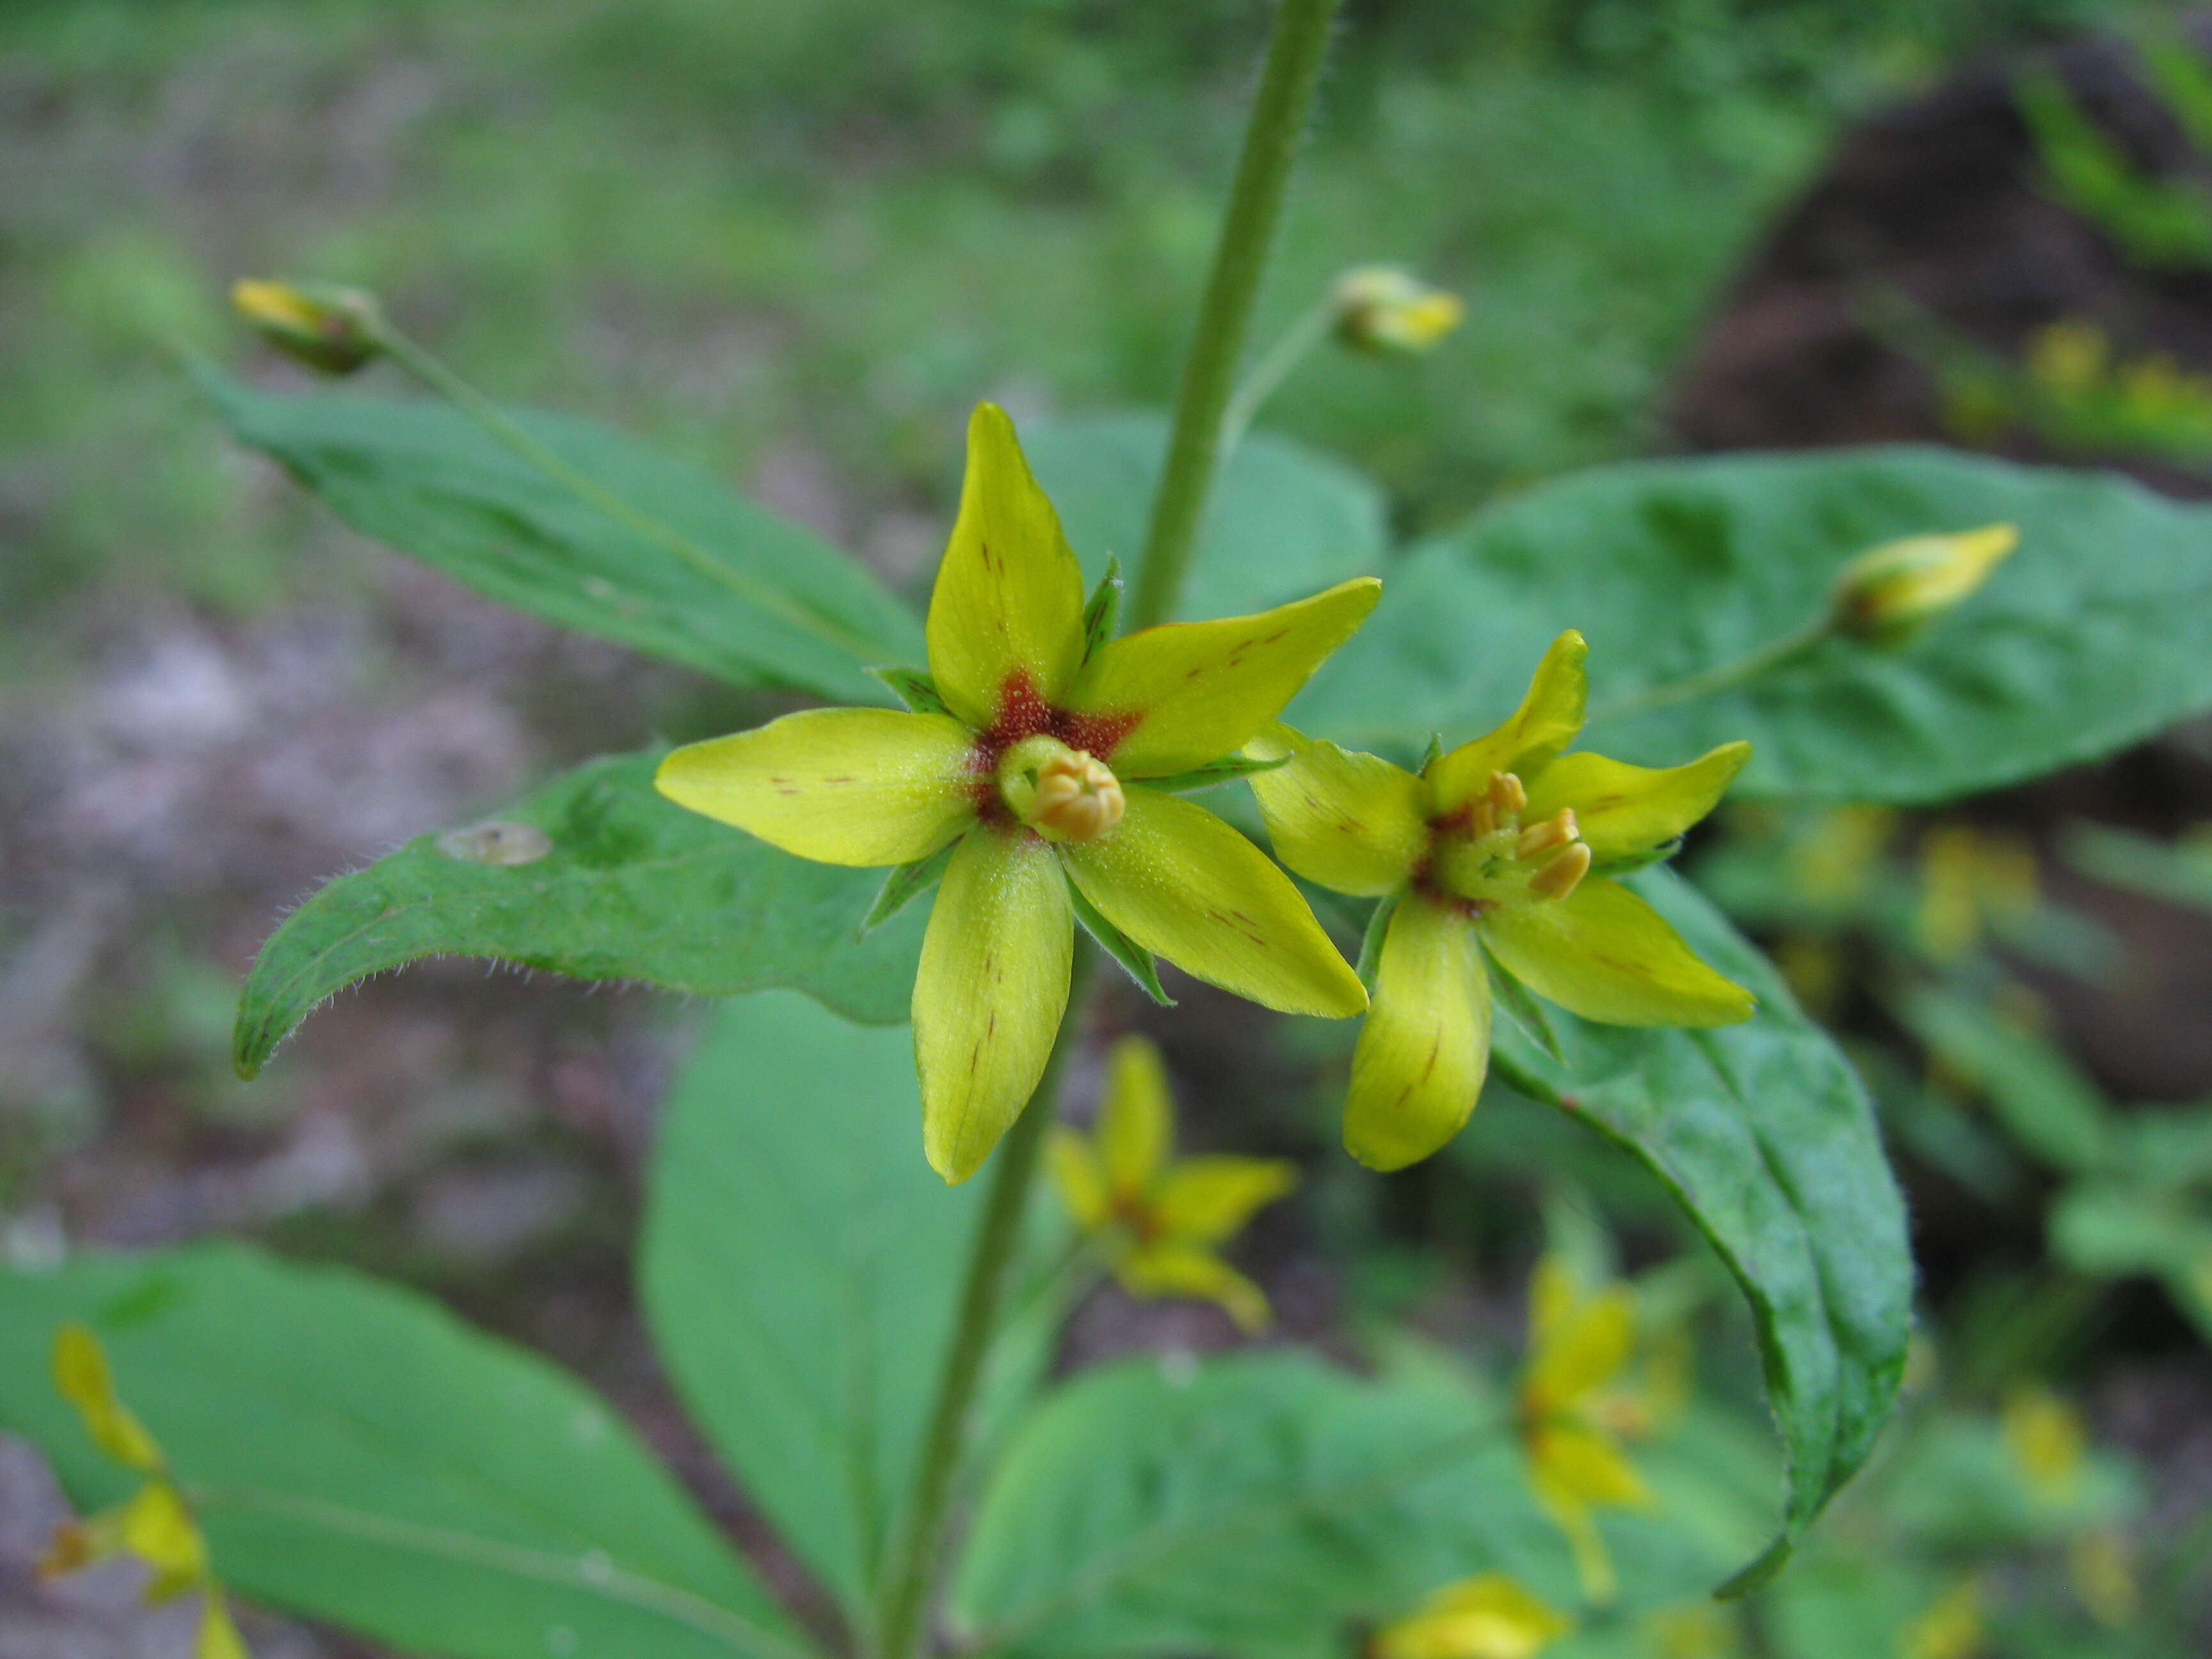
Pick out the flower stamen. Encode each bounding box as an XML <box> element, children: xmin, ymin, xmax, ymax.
<box><xmin>1515</xmin><ymin>808</ymin><xmax>1579</xmax><ymax>860</ymax></box>
<box><xmin>1529</xmin><ymin>842</ymin><xmax>1593</xmax><ymax>902</ymax></box>
<box><xmin>1030</xmin><ymin>749</ymin><xmax>1126</xmax><ymax>842</ymax></box>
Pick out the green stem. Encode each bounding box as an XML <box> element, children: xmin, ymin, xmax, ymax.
<box><xmin>1219</xmin><ymin>293</ymin><xmax>1336</xmax><ymax>458</ymax></box>
<box><xmin>1582</xmin><ymin>616</ymin><xmax>1834</xmax><ymax>726</ymax></box>
<box><xmin>367</xmin><ymin>321</ymin><xmax>889</xmax><ymax>664</ymax></box>
<box><xmin>875</xmin><ymin>947</ymin><xmax>1097</xmax><ymax>1659</ymax></box>
<box><xmin>1127</xmin><ymin>0</ymin><xmax>1345</xmax><ymax>630</ymax></box>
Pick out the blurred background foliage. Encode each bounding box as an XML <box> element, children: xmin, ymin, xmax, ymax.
<box><xmin>8</xmin><ymin>0</ymin><xmax>2212</xmax><ymax>1654</ymax></box>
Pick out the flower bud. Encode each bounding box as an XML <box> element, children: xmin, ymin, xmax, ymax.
<box><xmin>1830</xmin><ymin>524</ymin><xmax>2019</xmax><ymax>644</ymax></box>
<box><xmin>1332</xmin><ymin>266</ymin><xmax>1463</xmax><ymax>355</ymax></box>
<box><xmin>230</xmin><ymin>279</ymin><xmax>383</xmax><ymax>374</ymax></box>
<box><xmin>1000</xmin><ymin>736</ymin><xmax>1126</xmax><ymax>842</ymax></box>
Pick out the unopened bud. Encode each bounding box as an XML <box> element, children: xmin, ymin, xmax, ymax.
<box><xmin>1528</xmin><ymin>842</ymin><xmax>1592</xmax><ymax>902</ymax></box>
<box><xmin>1831</xmin><ymin>524</ymin><xmax>2019</xmax><ymax>644</ymax></box>
<box><xmin>230</xmin><ymin>279</ymin><xmax>383</xmax><ymax>374</ymax></box>
<box><xmin>1333</xmin><ymin>266</ymin><xmax>1463</xmax><ymax>355</ymax></box>
<box><xmin>1028</xmin><ymin>749</ymin><xmax>1125</xmax><ymax>842</ymax></box>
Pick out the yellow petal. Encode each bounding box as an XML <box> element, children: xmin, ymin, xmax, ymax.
<box><xmin>1521</xmin><ymin>742</ymin><xmax>1751</xmax><ymax>863</ymax></box>
<box><xmin>1482</xmin><ymin>878</ymin><xmax>1755</xmax><ymax>1028</ymax></box>
<box><xmin>1525</xmin><ymin>1281</ymin><xmax>1635</xmax><ymax>1411</ymax></box>
<box><xmin>1345</xmin><ymin>898</ymin><xmax>1490</xmax><ymax>1171</ymax></box>
<box><xmin>1429</xmin><ymin>632</ymin><xmax>1588</xmax><ymax>811</ymax></box>
<box><xmin>657</xmin><ymin>707</ymin><xmax>976</xmax><ymax>867</ymax></box>
<box><xmin>1370</xmin><ymin>1574</ymin><xmax>1571</xmax><ymax>1659</ymax></box>
<box><xmin>1529</xmin><ymin>1470</ymin><xmax>1619</xmax><ymax>1606</ymax></box>
<box><xmin>198</xmin><ymin>1593</ymin><xmax>252</xmax><ymax>1659</ymax></box>
<box><xmin>120</xmin><ymin>1481</ymin><xmax>208</xmax><ymax>1599</ymax></box>
<box><xmin>1099</xmin><ymin>1036</ymin><xmax>1173</xmax><ymax>1195</ymax></box>
<box><xmin>1244</xmin><ymin>722</ymin><xmax>1428</xmax><ymax>897</ymax></box>
<box><xmin>1152</xmin><ymin>1157</ymin><xmax>1298</xmax><ymax>1246</ymax></box>
<box><xmin>1118</xmin><ymin>1243</ymin><xmax>1273</xmax><ymax>1333</ymax></box>
<box><xmin>924</xmin><ymin>403</ymin><xmax>1089</xmax><ymax>730</ymax></box>
<box><xmin>915</xmin><ymin>829</ymin><xmax>1073</xmax><ymax>1183</ymax></box>
<box><xmin>52</xmin><ymin>1325</ymin><xmax>163</xmax><ymax>1474</ymax></box>
<box><xmin>1059</xmin><ymin>789</ymin><xmax>1366</xmax><ymax>1018</ymax></box>
<box><xmin>1048</xmin><ymin>1128</ymin><xmax>1112</xmax><ymax>1231</ymax></box>
<box><xmin>1528</xmin><ymin>1256</ymin><xmax>1576</xmax><ymax>1354</ymax></box>
<box><xmin>1064</xmin><ymin>579</ymin><xmax>1381</xmax><ymax>777</ymax></box>
<box><xmin>1529</xmin><ymin>1422</ymin><xmax>1652</xmax><ymax>1510</ymax></box>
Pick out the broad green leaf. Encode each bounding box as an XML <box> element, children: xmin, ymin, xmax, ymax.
<box><xmin>234</xmin><ymin>751</ymin><xmax>923</xmax><ymax>1075</ymax></box>
<box><xmin>1487</xmin><ymin>868</ymin><xmax>1912</xmax><ymax>1593</ymax></box>
<box><xmin>1019</xmin><ymin>411</ymin><xmax>1388</xmax><ymax>621</ymax></box>
<box><xmin>1295</xmin><ymin>447</ymin><xmax>2212</xmax><ymax>804</ymax></box>
<box><xmin>639</xmin><ymin>993</ymin><xmax>1055</xmax><ymax>1637</ymax></box>
<box><xmin>950</xmin><ymin>1352</ymin><xmax>1569</xmax><ymax>1659</ymax></box>
<box><xmin>202</xmin><ymin>367</ymin><xmax>921</xmax><ymax>703</ymax></box>
<box><xmin>0</xmin><ymin>1244</ymin><xmax>808</xmax><ymax>1659</ymax></box>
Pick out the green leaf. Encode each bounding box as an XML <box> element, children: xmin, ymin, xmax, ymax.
<box><xmin>1141</xmin><ymin>752</ymin><xmax>1292</xmax><ymax>794</ymax></box>
<box><xmin>1020</xmin><ymin>410</ymin><xmax>1388</xmax><ymax>621</ymax></box>
<box><xmin>1067</xmin><ymin>879</ymin><xmax>1175</xmax><ymax>1007</ymax></box>
<box><xmin>639</xmin><ymin>993</ymin><xmax>1053</xmax><ymax>1638</ymax></box>
<box><xmin>1482</xmin><ymin>940</ymin><xmax>1564</xmax><ymax>1065</ymax></box>
<box><xmin>950</xmin><ymin>1352</ymin><xmax>1568</xmax><ymax>1659</ymax></box>
<box><xmin>201</xmin><ymin>367</ymin><xmax>921</xmax><ymax>703</ymax></box>
<box><xmin>0</xmin><ymin>1243</ymin><xmax>808</xmax><ymax>1659</ymax></box>
<box><xmin>863</xmin><ymin>840</ymin><xmax>956</xmax><ymax>935</ymax></box>
<box><xmin>1487</xmin><ymin>868</ymin><xmax>1912</xmax><ymax>1593</ymax></box>
<box><xmin>234</xmin><ymin>750</ymin><xmax>924</xmax><ymax>1075</ymax></box>
<box><xmin>1295</xmin><ymin>447</ymin><xmax>2212</xmax><ymax>804</ymax></box>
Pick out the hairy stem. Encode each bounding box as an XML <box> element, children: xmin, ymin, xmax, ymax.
<box><xmin>1127</xmin><ymin>0</ymin><xmax>1345</xmax><ymax>629</ymax></box>
<box><xmin>875</xmin><ymin>947</ymin><xmax>1097</xmax><ymax>1659</ymax></box>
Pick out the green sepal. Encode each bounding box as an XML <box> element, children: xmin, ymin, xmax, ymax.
<box><xmin>1082</xmin><ymin>555</ymin><xmax>1123</xmax><ymax>661</ymax></box>
<box><xmin>863</xmin><ymin>838</ymin><xmax>958</xmax><ymax>934</ymax></box>
<box><xmin>1067</xmin><ymin>877</ymin><xmax>1175</xmax><ymax>1006</ymax></box>
<box><xmin>869</xmin><ymin>665</ymin><xmax>954</xmax><ymax>717</ymax></box>
<box><xmin>1420</xmin><ymin>732</ymin><xmax>1445</xmax><ymax>773</ymax></box>
<box><xmin>1480</xmin><ymin>940</ymin><xmax>1564</xmax><ymax>1064</ymax></box>
<box><xmin>1353</xmin><ymin>891</ymin><xmax>1402</xmax><ymax>993</ymax></box>
<box><xmin>1592</xmin><ymin>835</ymin><xmax>1685</xmax><ymax>878</ymax></box>
<box><xmin>1142</xmin><ymin>752</ymin><xmax>1292</xmax><ymax>794</ymax></box>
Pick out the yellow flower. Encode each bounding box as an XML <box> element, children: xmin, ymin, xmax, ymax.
<box><xmin>1829</xmin><ymin>524</ymin><xmax>2018</xmax><ymax>643</ymax></box>
<box><xmin>42</xmin><ymin>1325</ymin><xmax>250</xmax><ymax>1659</ymax></box>
<box><xmin>1367</xmin><ymin>1573</ymin><xmax>1570</xmax><ymax>1659</ymax></box>
<box><xmin>1334</xmin><ymin>266</ymin><xmax>1465</xmax><ymax>355</ymax></box>
<box><xmin>1514</xmin><ymin>1258</ymin><xmax>1655</xmax><ymax>1605</ymax></box>
<box><xmin>2001</xmin><ymin>1383</ymin><xmax>2085</xmax><ymax>1503</ymax></box>
<box><xmin>230</xmin><ymin>278</ymin><xmax>381</xmax><ymax>375</ymax></box>
<box><xmin>1050</xmin><ymin>1036</ymin><xmax>1297</xmax><ymax>1332</ymax></box>
<box><xmin>1247</xmin><ymin>632</ymin><xmax>1753</xmax><ymax>1170</ymax></box>
<box><xmin>1914</xmin><ymin>823</ymin><xmax>2038</xmax><ymax>961</ymax></box>
<box><xmin>658</xmin><ymin>404</ymin><xmax>1373</xmax><ymax>1182</ymax></box>
<box><xmin>2068</xmin><ymin>1530</ymin><xmax>2139</xmax><ymax>1628</ymax></box>
<box><xmin>1903</xmin><ymin>1576</ymin><xmax>1984</xmax><ymax>1659</ymax></box>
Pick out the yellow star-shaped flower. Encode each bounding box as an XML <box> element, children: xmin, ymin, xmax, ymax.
<box><xmin>657</xmin><ymin>403</ymin><xmax>1373</xmax><ymax>1182</ymax></box>
<box><xmin>1246</xmin><ymin>630</ymin><xmax>1754</xmax><ymax>1170</ymax></box>
<box><xmin>42</xmin><ymin>1325</ymin><xmax>252</xmax><ymax>1659</ymax></box>
<box><xmin>1050</xmin><ymin>1036</ymin><xmax>1297</xmax><ymax>1332</ymax></box>
<box><xmin>1366</xmin><ymin>1573</ymin><xmax>1570</xmax><ymax>1659</ymax></box>
<box><xmin>1516</xmin><ymin>1259</ymin><xmax>1655</xmax><ymax>1605</ymax></box>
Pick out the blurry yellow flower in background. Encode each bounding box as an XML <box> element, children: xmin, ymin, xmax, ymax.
<box><xmin>41</xmin><ymin>1325</ymin><xmax>251</xmax><ymax>1659</ymax></box>
<box><xmin>657</xmin><ymin>403</ymin><xmax>1373</xmax><ymax>1182</ymax></box>
<box><xmin>1249</xmin><ymin>632</ymin><xmax>1753</xmax><ymax>1171</ymax></box>
<box><xmin>2000</xmin><ymin>1382</ymin><xmax>2086</xmax><ymax>1503</ymax></box>
<box><xmin>1366</xmin><ymin>1573</ymin><xmax>1569</xmax><ymax>1659</ymax></box>
<box><xmin>1915</xmin><ymin>823</ymin><xmax>2039</xmax><ymax>962</ymax></box>
<box><xmin>1515</xmin><ymin>1258</ymin><xmax>1657</xmax><ymax>1603</ymax></box>
<box><xmin>2069</xmin><ymin>1530</ymin><xmax>2140</xmax><ymax>1628</ymax></box>
<box><xmin>1051</xmin><ymin>1036</ymin><xmax>1297</xmax><ymax>1332</ymax></box>
<box><xmin>1902</xmin><ymin>1576</ymin><xmax>1984</xmax><ymax>1659</ymax></box>
<box><xmin>1333</xmin><ymin>266</ymin><xmax>1465</xmax><ymax>355</ymax></box>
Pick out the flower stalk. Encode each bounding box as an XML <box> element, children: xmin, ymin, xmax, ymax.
<box><xmin>1130</xmin><ymin>0</ymin><xmax>1345</xmax><ymax>630</ymax></box>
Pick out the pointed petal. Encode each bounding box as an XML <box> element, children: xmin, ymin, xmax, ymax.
<box><xmin>925</xmin><ymin>403</ymin><xmax>1089</xmax><ymax>729</ymax></box>
<box><xmin>119</xmin><ymin>1482</ymin><xmax>207</xmax><ymax>1598</ymax></box>
<box><xmin>1372</xmin><ymin>1575</ymin><xmax>1571</xmax><ymax>1659</ymax></box>
<box><xmin>1066</xmin><ymin>579</ymin><xmax>1381</xmax><ymax>776</ymax></box>
<box><xmin>1530</xmin><ymin>1422</ymin><xmax>1652</xmax><ymax>1510</ymax></box>
<box><xmin>657</xmin><ymin>708</ymin><xmax>976</xmax><ymax>867</ymax></box>
<box><xmin>198</xmin><ymin>1594</ymin><xmax>251</xmax><ymax>1659</ymax></box>
<box><xmin>1153</xmin><ymin>1157</ymin><xmax>1299</xmax><ymax>1246</ymax></box>
<box><xmin>1099</xmin><ymin>1036</ymin><xmax>1173</xmax><ymax>1194</ymax></box>
<box><xmin>1245</xmin><ymin>722</ymin><xmax>1427</xmax><ymax>897</ymax></box>
<box><xmin>1530</xmin><ymin>1467</ymin><xmax>1621</xmax><ymax>1605</ymax></box>
<box><xmin>1522</xmin><ymin>741</ymin><xmax>1751</xmax><ymax>862</ymax></box>
<box><xmin>1048</xmin><ymin>1129</ymin><xmax>1111</xmax><ymax>1231</ymax></box>
<box><xmin>51</xmin><ymin>1326</ymin><xmax>163</xmax><ymax>1474</ymax></box>
<box><xmin>1526</xmin><ymin>1284</ymin><xmax>1636</xmax><ymax>1411</ymax></box>
<box><xmin>1118</xmin><ymin>1244</ymin><xmax>1273</xmax><ymax>1333</ymax></box>
<box><xmin>1430</xmin><ymin>631</ymin><xmax>1588</xmax><ymax>810</ymax></box>
<box><xmin>916</xmin><ymin>829</ymin><xmax>1073</xmax><ymax>1183</ymax></box>
<box><xmin>1484</xmin><ymin>877</ymin><xmax>1755</xmax><ymax>1028</ymax></box>
<box><xmin>1061</xmin><ymin>789</ymin><xmax>1366</xmax><ymax>1018</ymax></box>
<box><xmin>1345</xmin><ymin>898</ymin><xmax>1491</xmax><ymax>1171</ymax></box>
